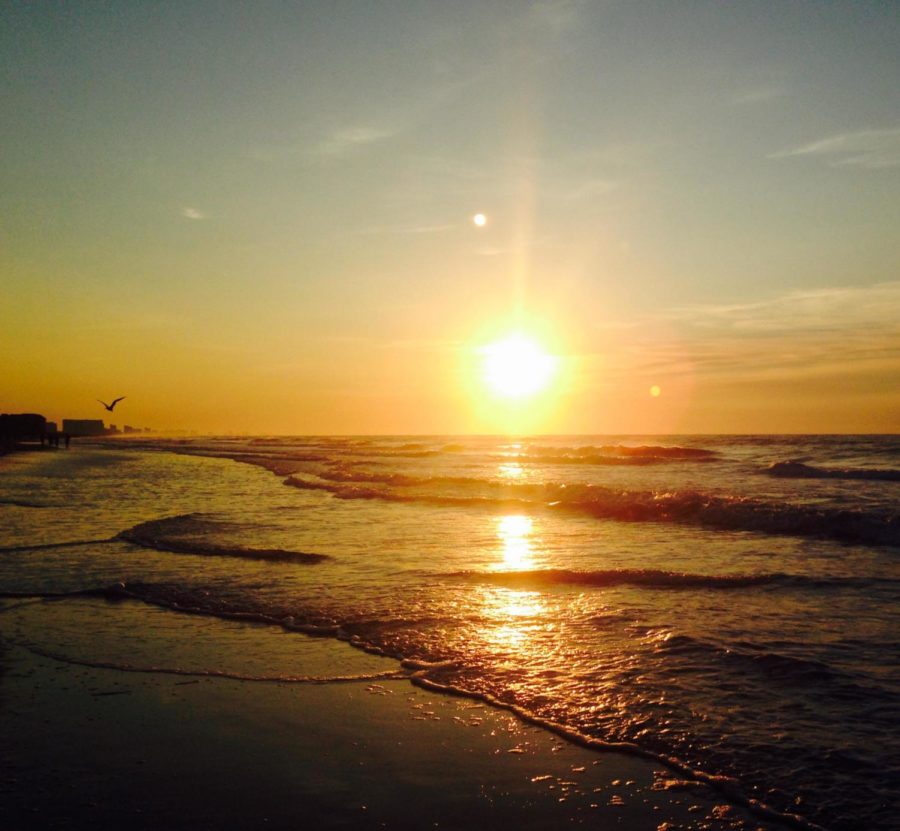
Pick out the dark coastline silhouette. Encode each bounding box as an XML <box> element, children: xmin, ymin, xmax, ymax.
<box><xmin>0</xmin><ymin>413</ymin><xmax>54</xmax><ymax>454</ymax></box>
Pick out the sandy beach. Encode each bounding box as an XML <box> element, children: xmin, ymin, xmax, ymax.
<box><xmin>1</xmin><ymin>595</ymin><xmax>782</xmax><ymax>831</ymax></box>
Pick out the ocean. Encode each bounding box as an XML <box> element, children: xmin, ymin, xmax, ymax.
<box><xmin>1</xmin><ymin>435</ymin><xmax>898</xmax><ymax>830</ymax></box>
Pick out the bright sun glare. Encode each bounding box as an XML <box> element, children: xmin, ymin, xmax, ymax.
<box><xmin>482</xmin><ymin>335</ymin><xmax>556</xmax><ymax>398</ymax></box>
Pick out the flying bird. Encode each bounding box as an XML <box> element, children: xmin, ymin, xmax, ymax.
<box><xmin>98</xmin><ymin>396</ymin><xmax>126</xmax><ymax>412</ymax></box>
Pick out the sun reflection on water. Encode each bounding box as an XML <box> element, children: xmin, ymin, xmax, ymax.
<box><xmin>498</xmin><ymin>462</ymin><xmax>524</xmax><ymax>479</ymax></box>
<box><xmin>480</xmin><ymin>588</ymin><xmax>547</xmax><ymax>651</ymax></box>
<box><xmin>480</xmin><ymin>515</ymin><xmax>547</xmax><ymax>650</ymax></box>
<box><xmin>495</xmin><ymin>514</ymin><xmax>534</xmax><ymax>570</ymax></box>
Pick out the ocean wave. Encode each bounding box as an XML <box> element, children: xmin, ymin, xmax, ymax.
<box><xmin>236</xmin><ymin>454</ymin><xmax>326</xmax><ymax>476</ymax></box>
<box><xmin>498</xmin><ymin>453</ymin><xmax>712</xmax><ymax>466</ymax></box>
<box><xmin>514</xmin><ymin>444</ymin><xmax>719</xmax><ymax>461</ymax></box>
<box><xmin>118</xmin><ymin>515</ymin><xmax>329</xmax><ymax>564</ymax></box>
<box><xmin>765</xmin><ymin>460</ymin><xmax>900</xmax><ymax>481</ymax></box>
<box><xmin>174</xmin><ymin>450</ymin><xmax>327</xmax><ymax>476</ymax></box>
<box><xmin>317</xmin><ymin>466</ymin><xmax>485</xmax><ymax>488</ymax></box>
<box><xmin>304</xmin><ymin>442</ymin><xmax>716</xmax><ymax>462</ymax></box>
<box><xmin>562</xmin><ymin>489</ymin><xmax>900</xmax><ymax>546</ymax></box>
<box><xmin>283</xmin><ymin>476</ymin><xmax>900</xmax><ymax>547</ymax></box>
<box><xmin>651</xmin><ymin>633</ymin><xmax>890</xmax><ymax>699</ymax></box>
<box><xmin>451</xmin><ymin>568</ymin><xmax>782</xmax><ymax>590</ymax></box>
<box><xmin>0</xmin><ymin>498</ymin><xmax>57</xmax><ymax>508</ymax></box>
<box><xmin>284</xmin><ymin>476</ymin><xmax>392</xmax><ymax>499</ymax></box>
<box><xmin>349</xmin><ymin>449</ymin><xmax>444</xmax><ymax>458</ymax></box>
<box><xmin>451</xmin><ymin>568</ymin><xmax>896</xmax><ymax>594</ymax></box>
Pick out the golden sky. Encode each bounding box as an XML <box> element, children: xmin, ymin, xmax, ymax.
<box><xmin>2</xmin><ymin>2</ymin><xmax>898</xmax><ymax>434</ymax></box>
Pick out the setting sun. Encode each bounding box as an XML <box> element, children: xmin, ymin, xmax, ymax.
<box><xmin>482</xmin><ymin>335</ymin><xmax>557</xmax><ymax>399</ymax></box>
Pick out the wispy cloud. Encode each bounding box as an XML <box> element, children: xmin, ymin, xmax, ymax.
<box><xmin>770</xmin><ymin>127</ymin><xmax>900</xmax><ymax>169</ymax></box>
<box><xmin>315</xmin><ymin>125</ymin><xmax>396</xmax><ymax>158</ymax></box>
<box><xmin>604</xmin><ymin>282</ymin><xmax>900</xmax><ymax>384</ymax></box>
<box><xmin>250</xmin><ymin>125</ymin><xmax>398</xmax><ymax>163</ymax></box>
<box><xmin>181</xmin><ymin>207</ymin><xmax>206</xmax><ymax>220</ymax></box>
<box><xmin>663</xmin><ymin>283</ymin><xmax>900</xmax><ymax>332</ymax></box>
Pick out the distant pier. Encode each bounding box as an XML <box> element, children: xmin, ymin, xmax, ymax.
<box><xmin>1</xmin><ymin>413</ymin><xmax>71</xmax><ymax>453</ymax></box>
<box><xmin>39</xmin><ymin>431</ymin><xmax>71</xmax><ymax>449</ymax></box>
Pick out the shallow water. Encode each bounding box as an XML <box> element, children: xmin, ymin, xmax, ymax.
<box><xmin>1</xmin><ymin>435</ymin><xmax>898</xmax><ymax>831</ymax></box>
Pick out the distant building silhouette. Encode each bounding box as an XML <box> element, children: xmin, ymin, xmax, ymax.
<box><xmin>62</xmin><ymin>419</ymin><xmax>106</xmax><ymax>437</ymax></box>
<box><xmin>1</xmin><ymin>413</ymin><xmax>46</xmax><ymax>439</ymax></box>
<box><xmin>1</xmin><ymin>413</ymin><xmax>48</xmax><ymax>451</ymax></box>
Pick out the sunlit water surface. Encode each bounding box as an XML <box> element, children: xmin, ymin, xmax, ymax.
<box><xmin>1</xmin><ymin>435</ymin><xmax>898</xmax><ymax>831</ymax></box>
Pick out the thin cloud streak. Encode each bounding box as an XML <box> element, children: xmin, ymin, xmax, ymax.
<box><xmin>770</xmin><ymin>127</ymin><xmax>900</xmax><ymax>169</ymax></box>
<box><xmin>599</xmin><ymin>283</ymin><xmax>900</xmax><ymax>384</ymax></box>
<box><xmin>315</xmin><ymin>126</ymin><xmax>396</xmax><ymax>158</ymax></box>
<box><xmin>663</xmin><ymin>283</ymin><xmax>900</xmax><ymax>333</ymax></box>
<box><xmin>181</xmin><ymin>207</ymin><xmax>206</xmax><ymax>220</ymax></box>
<box><xmin>247</xmin><ymin>70</ymin><xmax>484</xmax><ymax>166</ymax></box>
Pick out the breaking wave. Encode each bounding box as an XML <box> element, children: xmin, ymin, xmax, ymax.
<box><xmin>505</xmin><ymin>445</ymin><xmax>719</xmax><ymax>464</ymax></box>
<box><xmin>651</xmin><ymin>632</ymin><xmax>891</xmax><ymax>700</ymax></box>
<box><xmin>284</xmin><ymin>476</ymin><xmax>900</xmax><ymax>547</ymax></box>
<box><xmin>0</xmin><ymin>498</ymin><xmax>56</xmax><ymax>508</ymax></box>
<box><xmin>449</xmin><ymin>568</ymin><xmax>873</xmax><ymax>591</ymax></box>
<box><xmin>118</xmin><ymin>515</ymin><xmax>329</xmax><ymax>564</ymax></box>
<box><xmin>765</xmin><ymin>460</ymin><xmax>900</xmax><ymax>481</ymax></box>
<box><xmin>316</xmin><ymin>467</ymin><xmax>483</xmax><ymax>488</ymax></box>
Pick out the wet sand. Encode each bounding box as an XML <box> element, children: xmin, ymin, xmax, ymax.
<box><xmin>0</xmin><ymin>614</ymin><xmax>782</xmax><ymax>831</ymax></box>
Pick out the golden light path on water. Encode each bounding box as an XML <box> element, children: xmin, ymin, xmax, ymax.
<box><xmin>480</xmin><ymin>514</ymin><xmax>548</xmax><ymax>650</ymax></box>
<box><xmin>496</xmin><ymin>515</ymin><xmax>534</xmax><ymax>571</ymax></box>
<box><xmin>497</xmin><ymin>462</ymin><xmax>524</xmax><ymax>479</ymax></box>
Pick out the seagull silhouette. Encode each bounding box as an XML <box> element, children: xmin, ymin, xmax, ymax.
<box><xmin>98</xmin><ymin>396</ymin><xmax>126</xmax><ymax>412</ymax></box>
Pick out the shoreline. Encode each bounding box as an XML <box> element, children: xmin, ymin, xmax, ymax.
<box><xmin>0</xmin><ymin>443</ymin><xmax>880</xmax><ymax>831</ymax></box>
<box><xmin>0</xmin><ymin>586</ymin><xmax>825</xmax><ymax>831</ymax></box>
<box><xmin>0</xmin><ymin>605</ymin><xmax>786</xmax><ymax>831</ymax></box>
